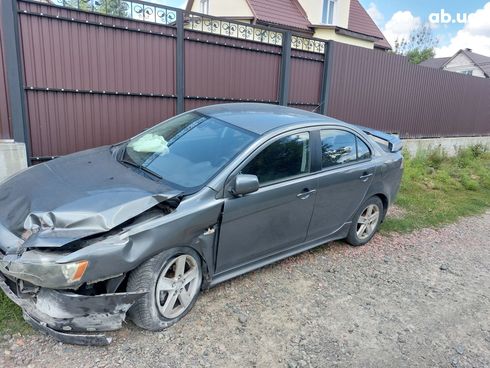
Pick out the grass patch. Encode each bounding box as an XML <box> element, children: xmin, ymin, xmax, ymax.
<box><xmin>0</xmin><ymin>292</ymin><xmax>29</xmax><ymax>335</ymax></box>
<box><xmin>382</xmin><ymin>144</ymin><xmax>490</xmax><ymax>233</ymax></box>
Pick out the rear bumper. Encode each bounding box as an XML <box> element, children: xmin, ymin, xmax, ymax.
<box><xmin>0</xmin><ymin>273</ymin><xmax>145</xmax><ymax>345</ymax></box>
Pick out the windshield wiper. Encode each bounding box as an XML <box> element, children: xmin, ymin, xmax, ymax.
<box><xmin>120</xmin><ymin>159</ymin><xmax>163</xmax><ymax>180</ymax></box>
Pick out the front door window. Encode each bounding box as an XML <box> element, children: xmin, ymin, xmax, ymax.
<box><xmin>241</xmin><ymin>132</ymin><xmax>310</xmax><ymax>185</ymax></box>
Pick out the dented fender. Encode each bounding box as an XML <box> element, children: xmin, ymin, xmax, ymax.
<box><xmin>42</xmin><ymin>187</ymin><xmax>225</xmax><ymax>287</ymax></box>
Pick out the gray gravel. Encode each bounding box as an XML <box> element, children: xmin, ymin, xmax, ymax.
<box><xmin>1</xmin><ymin>211</ymin><xmax>489</xmax><ymax>368</ymax></box>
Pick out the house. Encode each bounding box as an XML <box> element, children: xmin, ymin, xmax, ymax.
<box><xmin>420</xmin><ymin>49</ymin><xmax>490</xmax><ymax>78</ymax></box>
<box><xmin>185</xmin><ymin>0</ymin><xmax>391</xmax><ymax>50</ymax></box>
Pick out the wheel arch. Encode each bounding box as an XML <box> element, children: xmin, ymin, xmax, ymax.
<box><xmin>372</xmin><ymin>193</ymin><xmax>389</xmax><ymax>221</ymax></box>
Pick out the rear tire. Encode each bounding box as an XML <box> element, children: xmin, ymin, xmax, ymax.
<box><xmin>346</xmin><ymin>196</ymin><xmax>383</xmax><ymax>246</ymax></box>
<box><xmin>127</xmin><ymin>248</ymin><xmax>202</xmax><ymax>331</ymax></box>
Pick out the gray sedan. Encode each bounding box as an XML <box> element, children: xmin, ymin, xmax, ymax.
<box><xmin>0</xmin><ymin>104</ymin><xmax>403</xmax><ymax>345</ymax></box>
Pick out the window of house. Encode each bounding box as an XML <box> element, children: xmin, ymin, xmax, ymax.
<box><xmin>242</xmin><ymin>133</ymin><xmax>310</xmax><ymax>185</ymax></box>
<box><xmin>320</xmin><ymin>130</ymin><xmax>371</xmax><ymax>168</ymax></box>
<box><xmin>460</xmin><ymin>70</ymin><xmax>473</xmax><ymax>76</ymax></box>
<box><xmin>200</xmin><ymin>0</ymin><xmax>209</xmax><ymax>14</ymax></box>
<box><xmin>322</xmin><ymin>0</ymin><xmax>336</xmax><ymax>24</ymax></box>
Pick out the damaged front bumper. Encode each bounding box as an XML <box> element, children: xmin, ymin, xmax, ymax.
<box><xmin>0</xmin><ymin>273</ymin><xmax>145</xmax><ymax>346</ymax></box>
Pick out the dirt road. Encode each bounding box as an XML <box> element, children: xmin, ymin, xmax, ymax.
<box><xmin>1</xmin><ymin>212</ymin><xmax>489</xmax><ymax>367</ymax></box>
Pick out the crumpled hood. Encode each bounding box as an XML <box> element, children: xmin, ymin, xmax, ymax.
<box><xmin>0</xmin><ymin>146</ymin><xmax>182</xmax><ymax>252</ymax></box>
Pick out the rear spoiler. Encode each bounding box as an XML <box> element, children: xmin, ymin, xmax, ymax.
<box><xmin>357</xmin><ymin>126</ymin><xmax>403</xmax><ymax>153</ymax></box>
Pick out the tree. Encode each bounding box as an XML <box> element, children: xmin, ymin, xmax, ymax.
<box><xmin>393</xmin><ymin>24</ymin><xmax>438</xmax><ymax>64</ymax></box>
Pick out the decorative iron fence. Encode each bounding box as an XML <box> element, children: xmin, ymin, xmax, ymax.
<box><xmin>291</xmin><ymin>35</ymin><xmax>325</xmax><ymax>53</ymax></box>
<box><xmin>33</xmin><ymin>0</ymin><xmax>326</xmax><ymax>51</ymax></box>
<box><xmin>186</xmin><ymin>14</ymin><xmax>283</xmax><ymax>46</ymax></box>
<box><xmin>40</xmin><ymin>0</ymin><xmax>178</xmax><ymax>24</ymax></box>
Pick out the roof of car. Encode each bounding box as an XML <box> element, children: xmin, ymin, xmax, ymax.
<box><xmin>196</xmin><ymin>103</ymin><xmax>345</xmax><ymax>134</ymax></box>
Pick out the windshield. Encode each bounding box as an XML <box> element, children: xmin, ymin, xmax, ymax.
<box><xmin>122</xmin><ymin>112</ymin><xmax>257</xmax><ymax>190</ymax></box>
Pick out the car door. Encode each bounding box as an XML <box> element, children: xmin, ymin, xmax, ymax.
<box><xmin>306</xmin><ymin>128</ymin><xmax>377</xmax><ymax>240</ymax></box>
<box><xmin>216</xmin><ymin>131</ymin><xmax>317</xmax><ymax>273</ymax></box>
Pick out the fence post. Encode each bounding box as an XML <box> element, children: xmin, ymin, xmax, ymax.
<box><xmin>279</xmin><ymin>32</ymin><xmax>292</xmax><ymax>106</ymax></box>
<box><xmin>176</xmin><ymin>10</ymin><xmax>185</xmax><ymax>114</ymax></box>
<box><xmin>320</xmin><ymin>41</ymin><xmax>333</xmax><ymax>115</ymax></box>
<box><xmin>1</xmin><ymin>0</ymin><xmax>31</xmax><ymax>160</ymax></box>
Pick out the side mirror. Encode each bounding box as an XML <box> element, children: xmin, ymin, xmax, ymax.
<box><xmin>230</xmin><ymin>174</ymin><xmax>259</xmax><ymax>196</ymax></box>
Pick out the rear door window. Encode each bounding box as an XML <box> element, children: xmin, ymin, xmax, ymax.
<box><xmin>320</xmin><ymin>130</ymin><xmax>371</xmax><ymax>169</ymax></box>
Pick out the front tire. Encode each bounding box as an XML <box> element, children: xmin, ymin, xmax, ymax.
<box><xmin>127</xmin><ymin>249</ymin><xmax>202</xmax><ymax>331</ymax></box>
<box><xmin>346</xmin><ymin>196</ymin><xmax>383</xmax><ymax>246</ymax></box>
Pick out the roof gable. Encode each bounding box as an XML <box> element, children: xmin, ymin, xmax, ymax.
<box><xmin>348</xmin><ymin>0</ymin><xmax>391</xmax><ymax>49</ymax></box>
<box><xmin>461</xmin><ymin>49</ymin><xmax>490</xmax><ymax>77</ymax></box>
<box><xmin>246</xmin><ymin>0</ymin><xmax>312</xmax><ymax>31</ymax></box>
<box><xmin>420</xmin><ymin>49</ymin><xmax>490</xmax><ymax>77</ymax></box>
<box><xmin>437</xmin><ymin>49</ymin><xmax>490</xmax><ymax>77</ymax></box>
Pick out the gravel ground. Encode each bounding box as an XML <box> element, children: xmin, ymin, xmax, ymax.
<box><xmin>1</xmin><ymin>211</ymin><xmax>489</xmax><ymax>368</ymax></box>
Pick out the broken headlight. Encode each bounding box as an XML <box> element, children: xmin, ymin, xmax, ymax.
<box><xmin>0</xmin><ymin>250</ymin><xmax>88</xmax><ymax>289</ymax></box>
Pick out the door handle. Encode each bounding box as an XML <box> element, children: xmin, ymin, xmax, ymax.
<box><xmin>297</xmin><ymin>189</ymin><xmax>316</xmax><ymax>200</ymax></box>
<box><xmin>359</xmin><ymin>173</ymin><xmax>373</xmax><ymax>182</ymax></box>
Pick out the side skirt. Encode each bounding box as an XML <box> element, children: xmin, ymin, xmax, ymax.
<box><xmin>207</xmin><ymin>222</ymin><xmax>351</xmax><ymax>288</ymax></box>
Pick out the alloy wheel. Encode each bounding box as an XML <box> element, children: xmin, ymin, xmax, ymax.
<box><xmin>356</xmin><ymin>204</ymin><xmax>380</xmax><ymax>240</ymax></box>
<box><xmin>155</xmin><ymin>254</ymin><xmax>200</xmax><ymax>319</ymax></box>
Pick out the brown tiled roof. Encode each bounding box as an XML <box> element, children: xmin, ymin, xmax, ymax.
<box><xmin>246</xmin><ymin>0</ymin><xmax>312</xmax><ymax>31</ymax></box>
<box><xmin>348</xmin><ymin>0</ymin><xmax>391</xmax><ymax>50</ymax></box>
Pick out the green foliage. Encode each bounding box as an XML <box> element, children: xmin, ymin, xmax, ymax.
<box><xmin>382</xmin><ymin>145</ymin><xmax>490</xmax><ymax>233</ymax></box>
<box><xmin>392</xmin><ymin>24</ymin><xmax>439</xmax><ymax>64</ymax></box>
<box><xmin>405</xmin><ymin>48</ymin><xmax>436</xmax><ymax>64</ymax></box>
<box><xmin>0</xmin><ymin>292</ymin><xmax>29</xmax><ymax>335</ymax></box>
<box><xmin>426</xmin><ymin>147</ymin><xmax>445</xmax><ymax>169</ymax></box>
<box><xmin>470</xmin><ymin>143</ymin><xmax>488</xmax><ymax>158</ymax></box>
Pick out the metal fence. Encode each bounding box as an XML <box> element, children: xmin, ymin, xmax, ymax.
<box><xmin>0</xmin><ymin>0</ymin><xmax>489</xmax><ymax>161</ymax></box>
<box><xmin>327</xmin><ymin>42</ymin><xmax>490</xmax><ymax>138</ymax></box>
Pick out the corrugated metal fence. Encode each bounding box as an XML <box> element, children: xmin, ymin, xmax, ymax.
<box><xmin>327</xmin><ymin>42</ymin><xmax>490</xmax><ymax>138</ymax></box>
<box><xmin>0</xmin><ymin>0</ymin><xmax>489</xmax><ymax>160</ymax></box>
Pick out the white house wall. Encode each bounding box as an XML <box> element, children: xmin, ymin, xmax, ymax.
<box><xmin>444</xmin><ymin>53</ymin><xmax>486</xmax><ymax>78</ymax></box>
<box><xmin>190</xmin><ymin>0</ymin><xmax>254</xmax><ymax>18</ymax></box>
<box><xmin>298</xmin><ymin>0</ymin><xmax>350</xmax><ymax>28</ymax></box>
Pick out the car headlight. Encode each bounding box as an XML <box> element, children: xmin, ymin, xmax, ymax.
<box><xmin>0</xmin><ymin>251</ymin><xmax>89</xmax><ymax>289</ymax></box>
<box><xmin>61</xmin><ymin>260</ymin><xmax>89</xmax><ymax>282</ymax></box>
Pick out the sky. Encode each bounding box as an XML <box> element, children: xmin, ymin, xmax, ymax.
<box><xmin>359</xmin><ymin>0</ymin><xmax>490</xmax><ymax>57</ymax></box>
<box><xmin>152</xmin><ymin>0</ymin><xmax>186</xmax><ymax>9</ymax></box>
<box><xmin>153</xmin><ymin>0</ymin><xmax>490</xmax><ymax>57</ymax></box>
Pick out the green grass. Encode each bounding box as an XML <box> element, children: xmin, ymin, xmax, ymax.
<box><xmin>381</xmin><ymin>144</ymin><xmax>490</xmax><ymax>233</ymax></box>
<box><xmin>1</xmin><ymin>145</ymin><xmax>489</xmax><ymax>334</ymax></box>
<box><xmin>0</xmin><ymin>292</ymin><xmax>29</xmax><ymax>335</ymax></box>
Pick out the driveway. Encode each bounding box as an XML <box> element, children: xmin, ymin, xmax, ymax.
<box><xmin>1</xmin><ymin>212</ymin><xmax>489</xmax><ymax>368</ymax></box>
